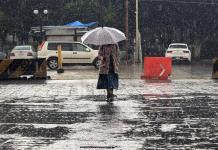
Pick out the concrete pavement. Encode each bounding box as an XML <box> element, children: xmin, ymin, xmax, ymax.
<box><xmin>0</xmin><ymin>78</ymin><xmax>218</xmax><ymax>149</ymax></box>
<box><xmin>0</xmin><ymin>61</ymin><xmax>217</xmax><ymax>149</ymax></box>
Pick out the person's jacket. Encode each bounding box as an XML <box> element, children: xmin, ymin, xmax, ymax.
<box><xmin>98</xmin><ymin>44</ymin><xmax>119</xmax><ymax>74</ymax></box>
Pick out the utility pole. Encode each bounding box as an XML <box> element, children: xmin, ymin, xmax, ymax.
<box><xmin>135</xmin><ymin>0</ymin><xmax>142</xmax><ymax>64</ymax></box>
<box><xmin>135</xmin><ymin>0</ymin><xmax>139</xmax><ymax>63</ymax></box>
<box><xmin>125</xmin><ymin>0</ymin><xmax>129</xmax><ymax>64</ymax></box>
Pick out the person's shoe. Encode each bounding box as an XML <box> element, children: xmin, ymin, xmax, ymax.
<box><xmin>107</xmin><ymin>97</ymin><xmax>114</xmax><ymax>103</ymax></box>
<box><xmin>112</xmin><ymin>94</ymin><xmax>117</xmax><ymax>98</ymax></box>
<box><xmin>110</xmin><ymin>96</ymin><xmax>114</xmax><ymax>102</ymax></box>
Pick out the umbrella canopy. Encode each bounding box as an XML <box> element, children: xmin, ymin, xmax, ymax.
<box><xmin>81</xmin><ymin>27</ymin><xmax>126</xmax><ymax>45</ymax></box>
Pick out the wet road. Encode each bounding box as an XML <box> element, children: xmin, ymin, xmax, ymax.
<box><xmin>0</xmin><ymin>61</ymin><xmax>217</xmax><ymax>150</ymax></box>
<box><xmin>47</xmin><ymin>60</ymin><xmax>213</xmax><ymax>80</ymax></box>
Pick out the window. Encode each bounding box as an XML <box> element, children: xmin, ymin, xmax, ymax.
<box><xmin>48</xmin><ymin>43</ymin><xmax>72</xmax><ymax>51</ymax></box>
<box><xmin>14</xmin><ymin>46</ymin><xmax>31</xmax><ymax>50</ymax></box>
<box><xmin>72</xmin><ymin>43</ymin><xmax>87</xmax><ymax>52</ymax></box>
<box><xmin>48</xmin><ymin>43</ymin><xmax>58</xmax><ymax>50</ymax></box>
<box><xmin>169</xmin><ymin>45</ymin><xmax>187</xmax><ymax>49</ymax></box>
<box><xmin>62</xmin><ymin>43</ymin><xmax>72</xmax><ymax>51</ymax></box>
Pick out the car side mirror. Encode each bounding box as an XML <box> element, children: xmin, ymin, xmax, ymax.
<box><xmin>86</xmin><ymin>48</ymin><xmax>91</xmax><ymax>52</ymax></box>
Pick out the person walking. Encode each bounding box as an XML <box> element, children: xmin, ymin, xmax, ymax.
<box><xmin>97</xmin><ymin>44</ymin><xmax>120</xmax><ymax>102</ymax></box>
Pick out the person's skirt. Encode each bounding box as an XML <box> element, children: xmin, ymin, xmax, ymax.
<box><xmin>97</xmin><ymin>73</ymin><xmax>119</xmax><ymax>89</ymax></box>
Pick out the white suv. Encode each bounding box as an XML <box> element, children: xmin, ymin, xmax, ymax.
<box><xmin>165</xmin><ymin>43</ymin><xmax>191</xmax><ymax>62</ymax></box>
<box><xmin>38</xmin><ymin>41</ymin><xmax>99</xmax><ymax>70</ymax></box>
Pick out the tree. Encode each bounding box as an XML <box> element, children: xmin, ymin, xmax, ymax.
<box><xmin>0</xmin><ymin>11</ymin><xmax>9</xmax><ymax>51</ymax></box>
<box><xmin>139</xmin><ymin>1</ymin><xmax>218</xmax><ymax>58</ymax></box>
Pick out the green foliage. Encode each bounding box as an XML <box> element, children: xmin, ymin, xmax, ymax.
<box><xmin>102</xmin><ymin>1</ymin><xmax>116</xmax><ymax>26</ymax></box>
<box><xmin>0</xmin><ymin>0</ymin><xmax>125</xmax><ymax>45</ymax></box>
<box><xmin>139</xmin><ymin>1</ymin><xmax>218</xmax><ymax>58</ymax></box>
<box><xmin>0</xmin><ymin>10</ymin><xmax>9</xmax><ymax>50</ymax></box>
<box><xmin>0</xmin><ymin>11</ymin><xmax>8</xmax><ymax>33</ymax></box>
<box><xmin>63</xmin><ymin>0</ymin><xmax>100</xmax><ymax>24</ymax></box>
<box><xmin>1</xmin><ymin>0</ymin><xmax>218</xmax><ymax>58</ymax></box>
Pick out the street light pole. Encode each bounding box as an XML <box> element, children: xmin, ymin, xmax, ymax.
<box><xmin>33</xmin><ymin>9</ymin><xmax>48</xmax><ymax>44</ymax></box>
<box><xmin>39</xmin><ymin>16</ymin><xmax>43</xmax><ymax>43</ymax></box>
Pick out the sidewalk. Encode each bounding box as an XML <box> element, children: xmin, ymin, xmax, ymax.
<box><xmin>0</xmin><ymin>61</ymin><xmax>217</xmax><ymax>149</ymax></box>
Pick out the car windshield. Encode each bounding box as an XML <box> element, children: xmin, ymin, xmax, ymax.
<box><xmin>169</xmin><ymin>45</ymin><xmax>187</xmax><ymax>49</ymax></box>
<box><xmin>14</xmin><ymin>46</ymin><xmax>31</xmax><ymax>50</ymax></box>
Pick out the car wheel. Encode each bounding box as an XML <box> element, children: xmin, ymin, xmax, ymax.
<box><xmin>93</xmin><ymin>58</ymin><xmax>100</xmax><ymax>69</ymax></box>
<box><xmin>48</xmin><ymin>57</ymin><xmax>58</xmax><ymax>70</ymax></box>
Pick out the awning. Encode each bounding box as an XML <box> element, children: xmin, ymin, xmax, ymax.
<box><xmin>65</xmin><ymin>21</ymin><xmax>97</xmax><ymax>28</ymax></box>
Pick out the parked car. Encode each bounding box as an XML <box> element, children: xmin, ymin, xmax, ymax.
<box><xmin>165</xmin><ymin>43</ymin><xmax>191</xmax><ymax>62</ymax></box>
<box><xmin>37</xmin><ymin>41</ymin><xmax>99</xmax><ymax>70</ymax></box>
<box><xmin>10</xmin><ymin>45</ymin><xmax>37</xmax><ymax>59</ymax></box>
<box><xmin>0</xmin><ymin>52</ymin><xmax>6</xmax><ymax>59</ymax></box>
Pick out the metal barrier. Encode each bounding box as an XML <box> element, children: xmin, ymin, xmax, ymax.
<box><xmin>212</xmin><ymin>58</ymin><xmax>218</xmax><ymax>79</ymax></box>
<box><xmin>0</xmin><ymin>58</ymin><xmax>47</xmax><ymax>80</ymax></box>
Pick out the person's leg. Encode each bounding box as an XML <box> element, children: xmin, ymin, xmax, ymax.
<box><xmin>109</xmin><ymin>88</ymin><xmax>114</xmax><ymax>101</ymax></box>
<box><xmin>111</xmin><ymin>88</ymin><xmax>113</xmax><ymax>97</ymax></box>
<box><xmin>107</xmin><ymin>89</ymin><xmax>110</xmax><ymax>99</ymax></box>
<box><xmin>106</xmin><ymin>88</ymin><xmax>114</xmax><ymax>102</ymax></box>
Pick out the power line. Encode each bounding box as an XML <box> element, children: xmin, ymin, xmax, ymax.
<box><xmin>140</xmin><ymin>0</ymin><xmax>218</xmax><ymax>5</ymax></box>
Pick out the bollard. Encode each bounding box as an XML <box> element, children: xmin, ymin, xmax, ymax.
<box><xmin>57</xmin><ymin>45</ymin><xmax>64</xmax><ymax>74</ymax></box>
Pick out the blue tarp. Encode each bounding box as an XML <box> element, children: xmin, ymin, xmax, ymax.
<box><xmin>65</xmin><ymin>21</ymin><xmax>97</xmax><ymax>28</ymax></box>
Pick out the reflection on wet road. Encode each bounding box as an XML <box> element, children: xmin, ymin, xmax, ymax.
<box><xmin>171</xmin><ymin>61</ymin><xmax>212</xmax><ymax>79</ymax></box>
<box><xmin>47</xmin><ymin>61</ymin><xmax>212</xmax><ymax>80</ymax></box>
<box><xmin>0</xmin><ymin>79</ymin><xmax>218</xmax><ymax>149</ymax></box>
